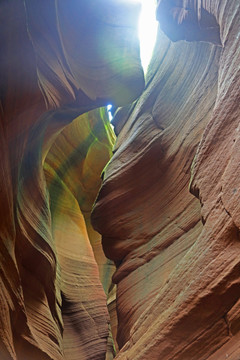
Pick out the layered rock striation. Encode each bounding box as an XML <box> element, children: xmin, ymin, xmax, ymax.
<box><xmin>0</xmin><ymin>1</ymin><xmax>143</xmax><ymax>359</ymax></box>
<box><xmin>92</xmin><ymin>0</ymin><xmax>240</xmax><ymax>359</ymax></box>
<box><xmin>1</xmin><ymin>0</ymin><xmax>240</xmax><ymax>359</ymax></box>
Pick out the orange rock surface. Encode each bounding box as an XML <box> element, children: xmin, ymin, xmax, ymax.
<box><xmin>1</xmin><ymin>0</ymin><xmax>240</xmax><ymax>359</ymax></box>
<box><xmin>92</xmin><ymin>0</ymin><xmax>240</xmax><ymax>359</ymax></box>
<box><xmin>0</xmin><ymin>1</ymin><xmax>143</xmax><ymax>359</ymax></box>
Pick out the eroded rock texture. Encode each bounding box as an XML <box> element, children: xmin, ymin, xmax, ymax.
<box><xmin>92</xmin><ymin>0</ymin><xmax>240</xmax><ymax>359</ymax></box>
<box><xmin>0</xmin><ymin>1</ymin><xmax>143</xmax><ymax>359</ymax></box>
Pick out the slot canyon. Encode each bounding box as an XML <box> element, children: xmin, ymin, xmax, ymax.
<box><xmin>0</xmin><ymin>0</ymin><xmax>240</xmax><ymax>359</ymax></box>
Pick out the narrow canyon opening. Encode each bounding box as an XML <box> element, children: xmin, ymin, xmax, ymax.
<box><xmin>1</xmin><ymin>1</ymin><xmax>240</xmax><ymax>360</ymax></box>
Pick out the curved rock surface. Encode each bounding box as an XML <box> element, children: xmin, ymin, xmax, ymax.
<box><xmin>44</xmin><ymin>109</ymin><xmax>115</xmax><ymax>360</ymax></box>
<box><xmin>0</xmin><ymin>1</ymin><xmax>143</xmax><ymax>359</ymax></box>
<box><xmin>1</xmin><ymin>0</ymin><xmax>240</xmax><ymax>359</ymax></box>
<box><xmin>92</xmin><ymin>0</ymin><xmax>240</xmax><ymax>359</ymax></box>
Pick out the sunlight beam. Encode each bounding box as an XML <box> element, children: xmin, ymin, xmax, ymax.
<box><xmin>107</xmin><ymin>0</ymin><xmax>158</xmax><ymax>121</ymax></box>
<box><xmin>138</xmin><ymin>0</ymin><xmax>158</xmax><ymax>72</ymax></box>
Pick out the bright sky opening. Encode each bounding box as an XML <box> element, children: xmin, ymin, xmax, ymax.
<box><xmin>138</xmin><ymin>0</ymin><xmax>158</xmax><ymax>72</ymax></box>
<box><xmin>107</xmin><ymin>1</ymin><xmax>158</xmax><ymax>121</ymax></box>
<box><xmin>107</xmin><ymin>104</ymin><xmax>113</xmax><ymax>121</ymax></box>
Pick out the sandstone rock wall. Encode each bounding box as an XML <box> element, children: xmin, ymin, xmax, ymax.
<box><xmin>1</xmin><ymin>0</ymin><xmax>239</xmax><ymax>359</ymax></box>
<box><xmin>92</xmin><ymin>0</ymin><xmax>240</xmax><ymax>359</ymax></box>
<box><xmin>44</xmin><ymin>109</ymin><xmax>116</xmax><ymax>360</ymax></box>
<box><xmin>0</xmin><ymin>1</ymin><xmax>143</xmax><ymax>359</ymax></box>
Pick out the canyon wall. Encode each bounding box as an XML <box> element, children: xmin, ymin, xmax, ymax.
<box><xmin>1</xmin><ymin>0</ymin><xmax>240</xmax><ymax>359</ymax></box>
<box><xmin>92</xmin><ymin>0</ymin><xmax>240</xmax><ymax>359</ymax></box>
<box><xmin>0</xmin><ymin>1</ymin><xmax>143</xmax><ymax>359</ymax></box>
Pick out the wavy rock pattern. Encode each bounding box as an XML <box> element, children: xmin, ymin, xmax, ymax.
<box><xmin>0</xmin><ymin>1</ymin><xmax>143</xmax><ymax>359</ymax></box>
<box><xmin>92</xmin><ymin>0</ymin><xmax>240</xmax><ymax>359</ymax></box>
<box><xmin>44</xmin><ymin>109</ymin><xmax>116</xmax><ymax>360</ymax></box>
